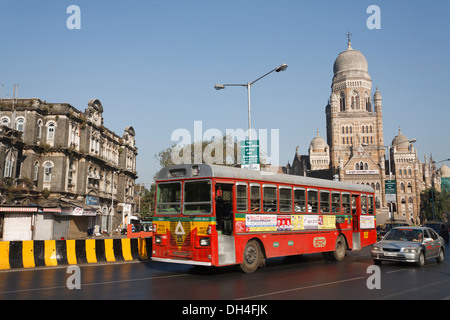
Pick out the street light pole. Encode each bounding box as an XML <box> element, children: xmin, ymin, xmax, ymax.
<box><xmin>214</xmin><ymin>64</ymin><xmax>287</xmax><ymax>140</ymax></box>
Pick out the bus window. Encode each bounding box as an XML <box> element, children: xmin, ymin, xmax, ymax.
<box><xmin>156</xmin><ymin>182</ymin><xmax>181</xmax><ymax>214</ymax></box>
<box><xmin>342</xmin><ymin>193</ymin><xmax>351</xmax><ymax>214</ymax></box>
<box><xmin>184</xmin><ymin>180</ymin><xmax>212</xmax><ymax>214</ymax></box>
<box><xmin>308</xmin><ymin>189</ymin><xmax>318</xmax><ymax>213</ymax></box>
<box><xmin>250</xmin><ymin>184</ymin><xmax>261</xmax><ymax>212</ymax></box>
<box><xmin>368</xmin><ymin>195</ymin><xmax>374</xmax><ymax>214</ymax></box>
<box><xmin>294</xmin><ymin>188</ymin><xmax>306</xmax><ymax>212</ymax></box>
<box><xmin>263</xmin><ymin>185</ymin><xmax>277</xmax><ymax>212</ymax></box>
<box><xmin>280</xmin><ymin>187</ymin><xmax>292</xmax><ymax>212</ymax></box>
<box><xmin>320</xmin><ymin>190</ymin><xmax>330</xmax><ymax>213</ymax></box>
<box><xmin>236</xmin><ymin>183</ymin><xmax>248</xmax><ymax>212</ymax></box>
<box><xmin>351</xmin><ymin>195</ymin><xmax>358</xmax><ymax>214</ymax></box>
<box><xmin>331</xmin><ymin>192</ymin><xmax>341</xmax><ymax>213</ymax></box>
<box><xmin>361</xmin><ymin>195</ymin><xmax>367</xmax><ymax>214</ymax></box>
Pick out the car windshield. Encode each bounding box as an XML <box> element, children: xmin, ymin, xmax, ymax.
<box><xmin>385</xmin><ymin>229</ymin><xmax>423</xmax><ymax>242</ymax></box>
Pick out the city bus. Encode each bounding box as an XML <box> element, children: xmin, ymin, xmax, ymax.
<box><xmin>151</xmin><ymin>164</ymin><xmax>376</xmax><ymax>273</ymax></box>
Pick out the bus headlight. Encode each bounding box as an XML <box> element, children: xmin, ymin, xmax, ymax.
<box><xmin>199</xmin><ymin>237</ymin><xmax>210</xmax><ymax>246</ymax></box>
<box><xmin>155</xmin><ymin>235</ymin><xmax>162</xmax><ymax>244</ymax></box>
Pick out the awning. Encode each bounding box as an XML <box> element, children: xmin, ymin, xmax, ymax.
<box><xmin>0</xmin><ymin>206</ymin><xmax>39</xmax><ymax>213</ymax></box>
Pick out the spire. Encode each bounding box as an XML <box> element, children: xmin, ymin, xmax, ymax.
<box><xmin>346</xmin><ymin>29</ymin><xmax>352</xmax><ymax>50</ymax></box>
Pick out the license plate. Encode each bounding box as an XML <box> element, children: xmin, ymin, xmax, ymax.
<box><xmin>384</xmin><ymin>252</ymin><xmax>397</xmax><ymax>257</ymax></box>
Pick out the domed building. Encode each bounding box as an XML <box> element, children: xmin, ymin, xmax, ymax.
<box><xmin>287</xmin><ymin>36</ymin><xmax>441</xmax><ymax>224</ymax></box>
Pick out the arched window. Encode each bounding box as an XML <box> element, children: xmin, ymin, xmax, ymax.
<box><xmin>44</xmin><ymin>162</ymin><xmax>53</xmax><ymax>183</ymax></box>
<box><xmin>47</xmin><ymin>122</ymin><xmax>55</xmax><ymax>140</ymax></box>
<box><xmin>364</xmin><ymin>163</ymin><xmax>369</xmax><ymax>170</ymax></box>
<box><xmin>340</xmin><ymin>92</ymin><xmax>346</xmax><ymax>111</ymax></box>
<box><xmin>34</xmin><ymin>161</ymin><xmax>39</xmax><ymax>182</ymax></box>
<box><xmin>407</xmin><ymin>182</ymin><xmax>412</xmax><ymax>193</ymax></box>
<box><xmin>3</xmin><ymin>150</ymin><xmax>14</xmax><ymax>178</ymax></box>
<box><xmin>15</xmin><ymin>117</ymin><xmax>25</xmax><ymax>132</ymax></box>
<box><xmin>37</xmin><ymin>120</ymin><xmax>43</xmax><ymax>139</ymax></box>
<box><xmin>400</xmin><ymin>182</ymin><xmax>405</xmax><ymax>193</ymax></box>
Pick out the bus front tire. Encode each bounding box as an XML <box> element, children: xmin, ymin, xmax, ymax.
<box><xmin>240</xmin><ymin>240</ymin><xmax>263</xmax><ymax>273</ymax></box>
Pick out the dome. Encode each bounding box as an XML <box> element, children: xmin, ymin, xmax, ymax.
<box><xmin>332</xmin><ymin>41</ymin><xmax>371</xmax><ymax>83</ymax></box>
<box><xmin>439</xmin><ymin>164</ymin><xmax>450</xmax><ymax>178</ymax></box>
<box><xmin>333</xmin><ymin>43</ymin><xmax>368</xmax><ymax>74</ymax></box>
<box><xmin>392</xmin><ymin>127</ymin><xmax>410</xmax><ymax>151</ymax></box>
<box><xmin>310</xmin><ymin>130</ymin><xmax>328</xmax><ymax>153</ymax></box>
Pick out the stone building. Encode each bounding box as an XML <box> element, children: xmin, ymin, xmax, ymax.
<box><xmin>0</xmin><ymin>97</ymin><xmax>138</xmax><ymax>239</ymax></box>
<box><xmin>287</xmin><ymin>38</ymin><xmax>440</xmax><ymax>225</ymax></box>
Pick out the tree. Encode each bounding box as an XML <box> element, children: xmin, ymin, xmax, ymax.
<box><xmin>153</xmin><ymin>135</ymin><xmax>267</xmax><ymax>180</ymax></box>
<box><xmin>420</xmin><ymin>187</ymin><xmax>447</xmax><ymax>222</ymax></box>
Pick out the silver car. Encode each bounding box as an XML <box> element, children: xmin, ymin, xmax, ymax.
<box><xmin>371</xmin><ymin>226</ymin><xmax>445</xmax><ymax>267</ymax></box>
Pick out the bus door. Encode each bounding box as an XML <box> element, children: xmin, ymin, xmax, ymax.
<box><xmin>215</xmin><ymin>183</ymin><xmax>236</xmax><ymax>265</ymax></box>
<box><xmin>351</xmin><ymin>194</ymin><xmax>361</xmax><ymax>250</ymax></box>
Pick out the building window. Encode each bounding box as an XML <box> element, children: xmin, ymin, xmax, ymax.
<box><xmin>34</xmin><ymin>162</ymin><xmax>39</xmax><ymax>182</ymax></box>
<box><xmin>340</xmin><ymin>92</ymin><xmax>346</xmax><ymax>111</ymax></box>
<box><xmin>1</xmin><ymin>117</ymin><xmax>10</xmax><ymax>127</ymax></box>
<box><xmin>44</xmin><ymin>162</ymin><xmax>53</xmax><ymax>183</ymax></box>
<box><xmin>15</xmin><ymin>117</ymin><xmax>25</xmax><ymax>132</ymax></box>
<box><xmin>37</xmin><ymin>120</ymin><xmax>43</xmax><ymax>139</ymax></box>
<box><xmin>3</xmin><ymin>151</ymin><xmax>14</xmax><ymax>178</ymax></box>
<box><xmin>47</xmin><ymin>122</ymin><xmax>55</xmax><ymax>140</ymax></box>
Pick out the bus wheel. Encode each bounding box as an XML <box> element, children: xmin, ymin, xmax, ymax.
<box><xmin>325</xmin><ymin>235</ymin><xmax>347</xmax><ymax>261</ymax></box>
<box><xmin>240</xmin><ymin>240</ymin><xmax>262</xmax><ymax>273</ymax></box>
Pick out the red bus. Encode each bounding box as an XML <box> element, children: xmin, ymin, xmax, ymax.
<box><xmin>151</xmin><ymin>164</ymin><xmax>376</xmax><ymax>273</ymax></box>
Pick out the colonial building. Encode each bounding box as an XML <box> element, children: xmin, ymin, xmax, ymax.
<box><xmin>287</xmin><ymin>38</ymin><xmax>440</xmax><ymax>225</ymax></box>
<box><xmin>0</xmin><ymin>97</ymin><xmax>138</xmax><ymax>240</ymax></box>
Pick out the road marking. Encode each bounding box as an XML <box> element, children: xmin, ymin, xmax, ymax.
<box><xmin>235</xmin><ymin>276</ymin><xmax>366</xmax><ymax>300</ymax></box>
<box><xmin>0</xmin><ymin>273</ymin><xmax>188</xmax><ymax>295</ymax></box>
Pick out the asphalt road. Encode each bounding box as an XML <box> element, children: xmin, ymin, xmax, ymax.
<box><xmin>1</xmin><ymin>245</ymin><xmax>449</xmax><ymax>303</ymax></box>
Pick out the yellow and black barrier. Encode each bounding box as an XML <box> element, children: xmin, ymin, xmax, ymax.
<box><xmin>0</xmin><ymin>238</ymin><xmax>152</xmax><ymax>270</ymax></box>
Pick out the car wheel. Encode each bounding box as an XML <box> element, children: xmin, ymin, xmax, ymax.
<box><xmin>416</xmin><ymin>251</ymin><xmax>425</xmax><ymax>267</ymax></box>
<box><xmin>436</xmin><ymin>248</ymin><xmax>445</xmax><ymax>263</ymax></box>
<box><xmin>239</xmin><ymin>240</ymin><xmax>262</xmax><ymax>273</ymax></box>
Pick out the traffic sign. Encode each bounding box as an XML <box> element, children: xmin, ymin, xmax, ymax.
<box><xmin>241</xmin><ymin>140</ymin><xmax>260</xmax><ymax>170</ymax></box>
<box><xmin>385</xmin><ymin>180</ymin><xmax>396</xmax><ymax>202</ymax></box>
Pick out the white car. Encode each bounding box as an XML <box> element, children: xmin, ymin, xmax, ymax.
<box><xmin>371</xmin><ymin>226</ymin><xmax>445</xmax><ymax>267</ymax></box>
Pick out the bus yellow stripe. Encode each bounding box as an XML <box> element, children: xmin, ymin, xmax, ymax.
<box><xmin>104</xmin><ymin>239</ymin><xmax>115</xmax><ymax>262</ymax></box>
<box><xmin>0</xmin><ymin>241</ymin><xmax>10</xmax><ymax>269</ymax></box>
<box><xmin>85</xmin><ymin>239</ymin><xmax>97</xmax><ymax>263</ymax></box>
<box><xmin>121</xmin><ymin>238</ymin><xmax>133</xmax><ymax>261</ymax></box>
<box><xmin>66</xmin><ymin>240</ymin><xmax>77</xmax><ymax>265</ymax></box>
<box><xmin>22</xmin><ymin>240</ymin><xmax>35</xmax><ymax>268</ymax></box>
<box><xmin>44</xmin><ymin>240</ymin><xmax>58</xmax><ymax>266</ymax></box>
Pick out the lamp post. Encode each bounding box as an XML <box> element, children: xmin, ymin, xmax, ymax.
<box><xmin>214</xmin><ymin>64</ymin><xmax>287</xmax><ymax>140</ymax></box>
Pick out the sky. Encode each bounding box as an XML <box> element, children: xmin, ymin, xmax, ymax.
<box><xmin>0</xmin><ymin>0</ymin><xmax>449</xmax><ymax>187</ymax></box>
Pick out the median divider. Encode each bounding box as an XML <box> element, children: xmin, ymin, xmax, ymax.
<box><xmin>0</xmin><ymin>237</ymin><xmax>152</xmax><ymax>270</ymax></box>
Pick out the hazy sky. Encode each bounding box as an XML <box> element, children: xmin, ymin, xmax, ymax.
<box><xmin>1</xmin><ymin>0</ymin><xmax>449</xmax><ymax>186</ymax></box>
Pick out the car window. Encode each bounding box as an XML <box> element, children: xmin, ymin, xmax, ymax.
<box><xmin>429</xmin><ymin>229</ymin><xmax>438</xmax><ymax>240</ymax></box>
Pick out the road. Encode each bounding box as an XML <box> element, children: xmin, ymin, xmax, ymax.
<box><xmin>0</xmin><ymin>245</ymin><xmax>449</xmax><ymax>304</ymax></box>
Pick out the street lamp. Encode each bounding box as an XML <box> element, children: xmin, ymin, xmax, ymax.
<box><xmin>214</xmin><ymin>63</ymin><xmax>287</xmax><ymax>140</ymax></box>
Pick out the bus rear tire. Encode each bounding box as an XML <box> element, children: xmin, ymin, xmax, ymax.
<box><xmin>323</xmin><ymin>235</ymin><xmax>347</xmax><ymax>261</ymax></box>
<box><xmin>240</xmin><ymin>240</ymin><xmax>263</xmax><ymax>273</ymax></box>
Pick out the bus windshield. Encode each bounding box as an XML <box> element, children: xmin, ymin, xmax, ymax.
<box><xmin>184</xmin><ymin>180</ymin><xmax>212</xmax><ymax>215</ymax></box>
<box><xmin>156</xmin><ymin>182</ymin><xmax>181</xmax><ymax>214</ymax></box>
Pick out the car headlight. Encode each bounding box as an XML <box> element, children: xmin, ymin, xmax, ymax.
<box><xmin>402</xmin><ymin>248</ymin><xmax>417</xmax><ymax>253</ymax></box>
<box><xmin>372</xmin><ymin>246</ymin><xmax>381</xmax><ymax>251</ymax></box>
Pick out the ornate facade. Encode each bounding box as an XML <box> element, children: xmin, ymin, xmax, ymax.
<box><xmin>287</xmin><ymin>38</ymin><xmax>440</xmax><ymax>225</ymax></box>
